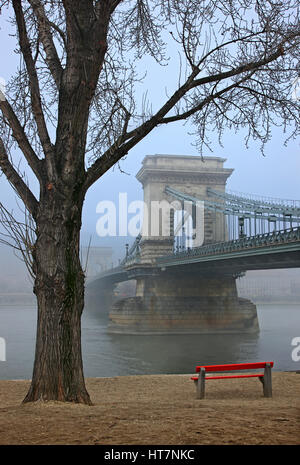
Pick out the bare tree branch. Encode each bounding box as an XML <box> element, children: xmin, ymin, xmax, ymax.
<box><xmin>0</xmin><ymin>98</ymin><xmax>43</xmax><ymax>183</ymax></box>
<box><xmin>28</xmin><ymin>0</ymin><xmax>64</xmax><ymax>89</ymax></box>
<box><xmin>12</xmin><ymin>0</ymin><xmax>55</xmax><ymax>177</ymax></box>
<box><xmin>0</xmin><ymin>200</ymin><xmax>36</xmax><ymax>280</ymax></box>
<box><xmin>83</xmin><ymin>30</ymin><xmax>297</xmax><ymax>191</ymax></box>
<box><xmin>0</xmin><ymin>138</ymin><xmax>39</xmax><ymax>218</ymax></box>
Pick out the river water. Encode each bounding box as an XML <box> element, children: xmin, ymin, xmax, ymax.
<box><xmin>0</xmin><ymin>303</ymin><xmax>299</xmax><ymax>380</ymax></box>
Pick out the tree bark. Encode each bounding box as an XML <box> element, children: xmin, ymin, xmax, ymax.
<box><xmin>23</xmin><ymin>188</ymin><xmax>91</xmax><ymax>404</ymax></box>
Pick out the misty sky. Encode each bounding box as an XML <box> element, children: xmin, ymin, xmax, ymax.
<box><xmin>0</xmin><ymin>6</ymin><xmax>299</xmax><ymax>265</ymax></box>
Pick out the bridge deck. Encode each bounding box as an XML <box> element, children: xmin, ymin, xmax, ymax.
<box><xmin>88</xmin><ymin>227</ymin><xmax>300</xmax><ymax>285</ymax></box>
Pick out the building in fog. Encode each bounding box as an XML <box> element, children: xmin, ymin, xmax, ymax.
<box><xmin>80</xmin><ymin>246</ymin><xmax>113</xmax><ymax>277</ymax></box>
<box><xmin>237</xmin><ymin>269</ymin><xmax>300</xmax><ymax>303</ymax></box>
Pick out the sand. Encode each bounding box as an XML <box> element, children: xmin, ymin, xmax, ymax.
<box><xmin>0</xmin><ymin>372</ymin><xmax>299</xmax><ymax>445</ymax></box>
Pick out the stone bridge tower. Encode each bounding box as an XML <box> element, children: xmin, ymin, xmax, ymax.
<box><xmin>136</xmin><ymin>155</ymin><xmax>233</xmax><ymax>262</ymax></box>
<box><xmin>108</xmin><ymin>155</ymin><xmax>258</xmax><ymax>334</ymax></box>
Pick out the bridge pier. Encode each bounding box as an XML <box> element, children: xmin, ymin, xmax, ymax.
<box><xmin>107</xmin><ymin>272</ymin><xmax>259</xmax><ymax>334</ymax></box>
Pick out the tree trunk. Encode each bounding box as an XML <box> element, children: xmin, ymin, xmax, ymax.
<box><xmin>23</xmin><ymin>190</ymin><xmax>92</xmax><ymax>404</ymax></box>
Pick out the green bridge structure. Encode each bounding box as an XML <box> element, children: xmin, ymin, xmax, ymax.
<box><xmin>87</xmin><ymin>155</ymin><xmax>300</xmax><ymax>334</ymax></box>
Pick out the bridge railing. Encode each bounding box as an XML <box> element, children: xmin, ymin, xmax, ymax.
<box><xmin>156</xmin><ymin>226</ymin><xmax>300</xmax><ymax>263</ymax></box>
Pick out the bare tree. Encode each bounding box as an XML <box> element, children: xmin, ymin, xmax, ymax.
<box><xmin>0</xmin><ymin>0</ymin><xmax>299</xmax><ymax>404</ymax></box>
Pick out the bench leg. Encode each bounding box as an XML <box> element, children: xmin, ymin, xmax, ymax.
<box><xmin>263</xmin><ymin>363</ymin><xmax>272</xmax><ymax>398</ymax></box>
<box><xmin>197</xmin><ymin>367</ymin><xmax>206</xmax><ymax>399</ymax></box>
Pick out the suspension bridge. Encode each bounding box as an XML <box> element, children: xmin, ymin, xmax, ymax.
<box><xmin>87</xmin><ymin>155</ymin><xmax>300</xmax><ymax>334</ymax></box>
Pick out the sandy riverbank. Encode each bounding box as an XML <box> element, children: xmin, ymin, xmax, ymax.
<box><xmin>0</xmin><ymin>372</ymin><xmax>299</xmax><ymax>445</ymax></box>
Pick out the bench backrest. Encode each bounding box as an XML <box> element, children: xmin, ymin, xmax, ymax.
<box><xmin>195</xmin><ymin>362</ymin><xmax>274</xmax><ymax>373</ymax></box>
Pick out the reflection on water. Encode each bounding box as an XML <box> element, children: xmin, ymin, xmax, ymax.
<box><xmin>0</xmin><ymin>303</ymin><xmax>299</xmax><ymax>380</ymax></box>
<box><xmin>91</xmin><ymin>331</ymin><xmax>260</xmax><ymax>376</ymax></box>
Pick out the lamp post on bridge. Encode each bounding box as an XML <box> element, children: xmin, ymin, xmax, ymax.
<box><xmin>238</xmin><ymin>216</ymin><xmax>245</xmax><ymax>239</ymax></box>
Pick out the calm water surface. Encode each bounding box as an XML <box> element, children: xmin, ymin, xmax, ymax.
<box><xmin>0</xmin><ymin>304</ymin><xmax>299</xmax><ymax>380</ymax></box>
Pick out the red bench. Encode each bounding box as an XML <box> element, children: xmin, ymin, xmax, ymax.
<box><xmin>191</xmin><ymin>362</ymin><xmax>274</xmax><ymax>399</ymax></box>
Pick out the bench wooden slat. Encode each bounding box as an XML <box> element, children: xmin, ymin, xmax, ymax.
<box><xmin>191</xmin><ymin>373</ymin><xmax>264</xmax><ymax>381</ymax></box>
<box><xmin>195</xmin><ymin>362</ymin><xmax>274</xmax><ymax>372</ymax></box>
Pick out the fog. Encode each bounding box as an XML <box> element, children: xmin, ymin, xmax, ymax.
<box><xmin>0</xmin><ymin>6</ymin><xmax>300</xmax><ymax>296</ymax></box>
